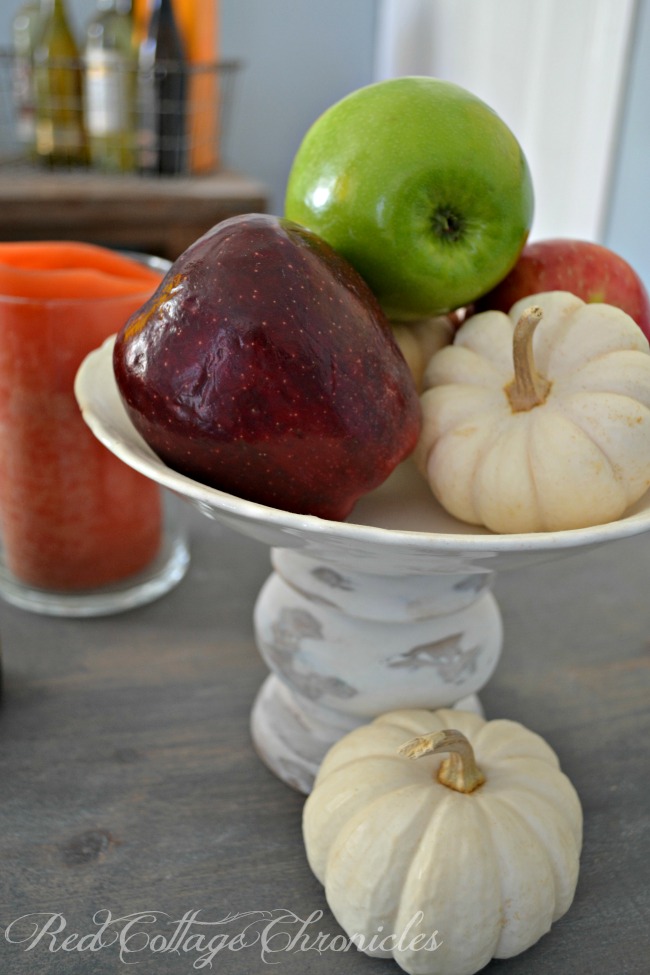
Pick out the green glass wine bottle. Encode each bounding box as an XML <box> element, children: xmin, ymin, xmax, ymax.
<box><xmin>33</xmin><ymin>0</ymin><xmax>89</xmax><ymax>167</ymax></box>
<box><xmin>84</xmin><ymin>0</ymin><xmax>137</xmax><ymax>172</ymax></box>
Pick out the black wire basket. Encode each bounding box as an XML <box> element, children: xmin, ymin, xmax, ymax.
<box><xmin>0</xmin><ymin>49</ymin><xmax>241</xmax><ymax>176</ymax></box>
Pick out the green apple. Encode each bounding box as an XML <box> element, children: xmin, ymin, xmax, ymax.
<box><xmin>285</xmin><ymin>76</ymin><xmax>534</xmax><ymax>320</ymax></box>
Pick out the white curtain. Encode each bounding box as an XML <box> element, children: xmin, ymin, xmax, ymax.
<box><xmin>374</xmin><ymin>0</ymin><xmax>637</xmax><ymax>242</ymax></box>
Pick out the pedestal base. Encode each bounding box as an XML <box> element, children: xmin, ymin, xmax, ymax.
<box><xmin>251</xmin><ymin>673</ymin><xmax>484</xmax><ymax>794</ymax></box>
<box><xmin>251</xmin><ymin>547</ymin><xmax>501</xmax><ymax>792</ymax></box>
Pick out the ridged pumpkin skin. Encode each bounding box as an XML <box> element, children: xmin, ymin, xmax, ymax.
<box><xmin>391</xmin><ymin>316</ymin><xmax>455</xmax><ymax>392</ymax></box>
<box><xmin>304</xmin><ymin>708</ymin><xmax>582</xmax><ymax>975</ymax></box>
<box><xmin>416</xmin><ymin>291</ymin><xmax>650</xmax><ymax>533</ymax></box>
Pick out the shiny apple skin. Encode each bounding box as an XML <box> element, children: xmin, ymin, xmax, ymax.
<box><xmin>477</xmin><ymin>238</ymin><xmax>650</xmax><ymax>338</ymax></box>
<box><xmin>113</xmin><ymin>214</ymin><xmax>421</xmax><ymax>521</ymax></box>
<box><xmin>285</xmin><ymin>76</ymin><xmax>534</xmax><ymax>320</ymax></box>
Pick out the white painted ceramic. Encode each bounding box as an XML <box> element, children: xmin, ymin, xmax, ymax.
<box><xmin>76</xmin><ymin>336</ymin><xmax>650</xmax><ymax>791</ymax></box>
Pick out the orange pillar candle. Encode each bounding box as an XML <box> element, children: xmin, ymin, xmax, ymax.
<box><xmin>132</xmin><ymin>0</ymin><xmax>152</xmax><ymax>45</ymax></box>
<box><xmin>0</xmin><ymin>241</ymin><xmax>165</xmax><ymax>591</ymax></box>
<box><xmin>175</xmin><ymin>0</ymin><xmax>220</xmax><ymax>173</ymax></box>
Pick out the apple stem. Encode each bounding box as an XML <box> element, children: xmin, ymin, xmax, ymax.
<box><xmin>505</xmin><ymin>305</ymin><xmax>551</xmax><ymax>412</ymax></box>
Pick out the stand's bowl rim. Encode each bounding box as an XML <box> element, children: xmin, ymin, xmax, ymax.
<box><xmin>75</xmin><ymin>335</ymin><xmax>650</xmax><ymax>563</ymax></box>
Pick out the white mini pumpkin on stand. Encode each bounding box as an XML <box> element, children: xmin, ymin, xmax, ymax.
<box><xmin>391</xmin><ymin>315</ymin><xmax>456</xmax><ymax>391</ymax></box>
<box><xmin>303</xmin><ymin>707</ymin><xmax>582</xmax><ymax>975</ymax></box>
<box><xmin>416</xmin><ymin>291</ymin><xmax>650</xmax><ymax>533</ymax></box>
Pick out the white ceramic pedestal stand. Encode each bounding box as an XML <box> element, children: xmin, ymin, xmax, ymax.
<box><xmin>76</xmin><ymin>336</ymin><xmax>650</xmax><ymax>794</ymax></box>
<box><xmin>251</xmin><ymin>548</ymin><xmax>501</xmax><ymax>792</ymax></box>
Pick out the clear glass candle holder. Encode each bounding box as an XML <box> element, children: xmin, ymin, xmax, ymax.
<box><xmin>0</xmin><ymin>251</ymin><xmax>189</xmax><ymax>616</ymax></box>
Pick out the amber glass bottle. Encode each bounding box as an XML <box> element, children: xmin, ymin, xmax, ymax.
<box><xmin>33</xmin><ymin>0</ymin><xmax>88</xmax><ymax>166</ymax></box>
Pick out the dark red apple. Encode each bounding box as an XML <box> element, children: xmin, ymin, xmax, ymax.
<box><xmin>113</xmin><ymin>214</ymin><xmax>421</xmax><ymax>521</ymax></box>
<box><xmin>476</xmin><ymin>238</ymin><xmax>650</xmax><ymax>338</ymax></box>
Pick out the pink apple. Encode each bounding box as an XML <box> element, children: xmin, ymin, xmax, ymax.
<box><xmin>476</xmin><ymin>238</ymin><xmax>650</xmax><ymax>339</ymax></box>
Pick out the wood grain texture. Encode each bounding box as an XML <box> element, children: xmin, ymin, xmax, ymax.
<box><xmin>0</xmin><ymin>508</ymin><xmax>648</xmax><ymax>973</ymax></box>
<box><xmin>0</xmin><ymin>170</ymin><xmax>268</xmax><ymax>261</ymax></box>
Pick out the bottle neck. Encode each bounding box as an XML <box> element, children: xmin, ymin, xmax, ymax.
<box><xmin>153</xmin><ymin>0</ymin><xmax>176</xmax><ymax>18</ymax></box>
<box><xmin>40</xmin><ymin>0</ymin><xmax>74</xmax><ymax>39</ymax></box>
<box><xmin>145</xmin><ymin>0</ymin><xmax>185</xmax><ymax>55</ymax></box>
<box><xmin>43</xmin><ymin>0</ymin><xmax>69</xmax><ymax>21</ymax></box>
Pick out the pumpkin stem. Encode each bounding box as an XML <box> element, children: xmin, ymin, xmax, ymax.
<box><xmin>505</xmin><ymin>305</ymin><xmax>552</xmax><ymax>412</ymax></box>
<box><xmin>399</xmin><ymin>728</ymin><xmax>485</xmax><ymax>794</ymax></box>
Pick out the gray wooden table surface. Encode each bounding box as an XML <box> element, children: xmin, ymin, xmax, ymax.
<box><xmin>0</xmin><ymin>504</ymin><xmax>648</xmax><ymax>974</ymax></box>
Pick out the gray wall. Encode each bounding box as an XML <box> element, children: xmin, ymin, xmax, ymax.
<box><xmin>220</xmin><ymin>0</ymin><xmax>378</xmax><ymax>212</ymax></box>
<box><xmin>604</xmin><ymin>0</ymin><xmax>650</xmax><ymax>288</ymax></box>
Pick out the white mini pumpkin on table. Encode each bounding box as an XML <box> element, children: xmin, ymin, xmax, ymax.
<box><xmin>303</xmin><ymin>707</ymin><xmax>582</xmax><ymax>975</ymax></box>
<box><xmin>416</xmin><ymin>291</ymin><xmax>650</xmax><ymax>533</ymax></box>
